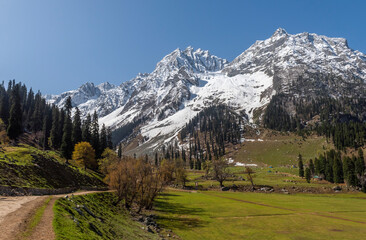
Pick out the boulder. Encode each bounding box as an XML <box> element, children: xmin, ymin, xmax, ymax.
<box><xmin>221</xmin><ymin>187</ymin><xmax>230</xmax><ymax>191</ymax></box>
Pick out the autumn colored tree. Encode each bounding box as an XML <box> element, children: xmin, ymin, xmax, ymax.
<box><xmin>160</xmin><ymin>159</ymin><xmax>175</xmax><ymax>184</ymax></box>
<box><xmin>99</xmin><ymin>148</ymin><xmax>119</xmax><ymax>175</ymax></box>
<box><xmin>175</xmin><ymin>166</ymin><xmax>188</xmax><ymax>187</ymax></box>
<box><xmin>108</xmin><ymin>157</ymin><xmax>165</xmax><ymax>211</ymax></box>
<box><xmin>72</xmin><ymin>142</ymin><xmax>96</xmax><ymax>170</ymax></box>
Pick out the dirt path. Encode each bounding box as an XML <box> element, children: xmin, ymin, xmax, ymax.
<box><xmin>0</xmin><ymin>191</ymin><xmax>108</xmax><ymax>240</ymax></box>
<box><xmin>0</xmin><ymin>196</ymin><xmax>46</xmax><ymax>240</ymax></box>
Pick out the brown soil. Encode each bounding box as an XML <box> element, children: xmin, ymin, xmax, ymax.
<box><xmin>0</xmin><ymin>196</ymin><xmax>46</xmax><ymax>240</ymax></box>
<box><xmin>28</xmin><ymin>197</ymin><xmax>57</xmax><ymax>240</ymax></box>
<box><xmin>0</xmin><ymin>191</ymin><xmax>109</xmax><ymax>240</ymax></box>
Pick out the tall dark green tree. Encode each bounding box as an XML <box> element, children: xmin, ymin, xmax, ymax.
<box><xmin>117</xmin><ymin>143</ymin><xmax>122</xmax><ymax>158</ymax></box>
<box><xmin>91</xmin><ymin>111</ymin><xmax>100</xmax><ymax>158</ymax></box>
<box><xmin>333</xmin><ymin>152</ymin><xmax>344</xmax><ymax>184</ymax></box>
<box><xmin>72</xmin><ymin>107</ymin><xmax>82</xmax><ymax>145</ymax></box>
<box><xmin>50</xmin><ymin>107</ymin><xmax>60</xmax><ymax>149</ymax></box>
<box><xmin>30</xmin><ymin>92</ymin><xmax>43</xmax><ymax>132</ymax></box>
<box><xmin>298</xmin><ymin>154</ymin><xmax>304</xmax><ymax>177</ymax></box>
<box><xmin>100</xmin><ymin>123</ymin><xmax>107</xmax><ymax>153</ymax></box>
<box><xmin>356</xmin><ymin>148</ymin><xmax>365</xmax><ymax>178</ymax></box>
<box><xmin>7</xmin><ymin>84</ymin><xmax>23</xmax><ymax>139</ymax></box>
<box><xmin>106</xmin><ymin>126</ymin><xmax>113</xmax><ymax>149</ymax></box>
<box><xmin>58</xmin><ymin>110</ymin><xmax>65</xmax><ymax>147</ymax></box>
<box><xmin>343</xmin><ymin>156</ymin><xmax>357</xmax><ymax>187</ymax></box>
<box><xmin>82</xmin><ymin>113</ymin><xmax>92</xmax><ymax>143</ymax></box>
<box><xmin>61</xmin><ymin>97</ymin><xmax>73</xmax><ymax>161</ymax></box>
<box><xmin>0</xmin><ymin>85</ymin><xmax>10</xmax><ymax>125</ymax></box>
<box><xmin>305</xmin><ymin>167</ymin><xmax>311</xmax><ymax>183</ymax></box>
<box><xmin>309</xmin><ymin>159</ymin><xmax>315</xmax><ymax>176</ymax></box>
<box><xmin>42</xmin><ymin>114</ymin><xmax>49</xmax><ymax>149</ymax></box>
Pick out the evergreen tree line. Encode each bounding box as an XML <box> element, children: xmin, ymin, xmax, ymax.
<box><xmin>263</xmin><ymin>93</ymin><xmax>366</xmax><ymax>150</ymax></box>
<box><xmin>154</xmin><ymin>105</ymin><xmax>244</xmax><ymax>170</ymax></box>
<box><xmin>298</xmin><ymin>149</ymin><xmax>366</xmax><ymax>191</ymax></box>
<box><xmin>0</xmin><ymin>80</ymin><xmax>112</xmax><ymax>159</ymax></box>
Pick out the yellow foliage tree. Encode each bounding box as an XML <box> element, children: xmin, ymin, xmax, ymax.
<box><xmin>72</xmin><ymin>142</ymin><xmax>96</xmax><ymax>170</ymax></box>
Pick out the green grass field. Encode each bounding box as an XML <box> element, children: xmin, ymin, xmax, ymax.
<box><xmin>234</xmin><ymin>133</ymin><xmax>332</xmax><ymax>167</ymax></box>
<box><xmin>154</xmin><ymin>190</ymin><xmax>366</xmax><ymax>240</ymax></box>
<box><xmin>185</xmin><ymin>166</ymin><xmax>335</xmax><ymax>190</ymax></box>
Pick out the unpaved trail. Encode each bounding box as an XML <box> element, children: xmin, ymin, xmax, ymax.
<box><xmin>0</xmin><ymin>195</ymin><xmax>47</xmax><ymax>240</ymax></box>
<box><xmin>28</xmin><ymin>197</ymin><xmax>57</xmax><ymax>240</ymax></box>
<box><xmin>0</xmin><ymin>191</ymin><xmax>108</xmax><ymax>240</ymax></box>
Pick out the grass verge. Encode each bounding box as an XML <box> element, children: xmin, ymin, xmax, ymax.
<box><xmin>53</xmin><ymin>192</ymin><xmax>159</xmax><ymax>240</ymax></box>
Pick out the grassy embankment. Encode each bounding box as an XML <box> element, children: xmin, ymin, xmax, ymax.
<box><xmin>155</xmin><ymin>190</ymin><xmax>366</xmax><ymax>240</ymax></box>
<box><xmin>0</xmin><ymin>143</ymin><xmax>105</xmax><ymax>188</ymax></box>
<box><xmin>53</xmin><ymin>192</ymin><xmax>158</xmax><ymax>240</ymax></box>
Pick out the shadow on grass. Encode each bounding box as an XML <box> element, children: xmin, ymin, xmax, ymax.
<box><xmin>156</xmin><ymin>215</ymin><xmax>207</xmax><ymax>231</ymax></box>
<box><xmin>155</xmin><ymin>193</ymin><xmax>208</xmax><ymax>230</ymax></box>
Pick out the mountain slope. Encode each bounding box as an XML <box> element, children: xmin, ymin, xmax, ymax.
<box><xmin>47</xmin><ymin>28</ymin><xmax>366</xmax><ymax>154</ymax></box>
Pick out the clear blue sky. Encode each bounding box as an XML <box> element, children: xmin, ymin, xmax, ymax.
<box><xmin>1</xmin><ymin>0</ymin><xmax>366</xmax><ymax>94</ymax></box>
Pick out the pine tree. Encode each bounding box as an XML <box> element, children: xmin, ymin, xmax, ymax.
<box><xmin>106</xmin><ymin>127</ymin><xmax>113</xmax><ymax>149</ymax></box>
<box><xmin>61</xmin><ymin>113</ymin><xmax>73</xmax><ymax>161</ymax></box>
<box><xmin>30</xmin><ymin>92</ymin><xmax>43</xmax><ymax>131</ymax></box>
<box><xmin>155</xmin><ymin>152</ymin><xmax>158</xmax><ymax>166</ymax></box>
<box><xmin>298</xmin><ymin>154</ymin><xmax>304</xmax><ymax>177</ymax></box>
<box><xmin>82</xmin><ymin>113</ymin><xmax>92</xmax><ymax>143</ymax></box>
<box><xmin>309</xmin><ymin>159</ymin><xmax>315</xmax><ymax>176</ymax></box>
<box><xmin>72</xmin><ymin>107</ymin><xmax>82</xmax><ymax>145</ymax></box>
<box><xmin>64</xmin><ymin>96</ymin><xmax>72</xmax><ymax>113</ymax></box>
<box><xmin>343</xmin><ymin>156</ymin><xmax>356</xmax><ymax>187</ymax></box>
<box><xmin>42</xmin><ymin>114</ymin><xmax>49</xmax><ymax>149</ymax></box>
<box><xmin>91</xmin><ymin>111</ymin><xmax>100</xmax><ymax>158</ymax></box>
<box><xmin>0</xmin><ymin>85</ymin><xmax>10</xmax><ymax>125</ymax></box>
<box><xmin>100</xmin><ymin>124</ymin><xmax>107</xmax><ymax>153</ymax></box>
<box><xmin>305</xmin><ymin>167</ymin><xmax>311</xmax><ymax>183</ymax></box>
<box><xmin>7</xmin><ymin>84</ymin><xmax>23</xmax><ymax>139</ymax></box>
<box><xmin>356</xmin><ymin>148</ymin><xmax>365</xmax><ymax>178</ymax></box>
<box><xmin>333</xmin><ymin>153</ymin><xmax>344</xmax><ymax>184</ymax></box>
<box><xmin>117</xmin><ymin>143</ymin><xmax>122</xmax><ymax>158</ymax></box>
<box><xmin>50</xmin><ymin>107</ymin><xmax>60</xmax><ymax>149</ymax></box>
<box><xmin>61</xmin><ymin>97</ymin><xmax>73</xmax><ymax>161</ymax></box>
<box><xmin>58</xmin><ymin>110</ymin><xmax>65</xmax><ymax>147</ymax></box>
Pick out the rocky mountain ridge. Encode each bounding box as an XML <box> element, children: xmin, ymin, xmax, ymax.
<box><xmin>46</xmin><ymin>28</ymin><xmax>366</xmax><ymax>153</ymax></box>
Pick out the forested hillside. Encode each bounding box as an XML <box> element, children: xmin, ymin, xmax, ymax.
<box><xmin>0</xmin><ymin>80</ymin><xmax>113</xmax><ymax>159</ymax></box>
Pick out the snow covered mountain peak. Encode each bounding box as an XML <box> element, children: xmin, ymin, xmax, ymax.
<box><xmin>152</xmin><ymin>46</ymin><xmax>228</xmax><ymax>79</ymax></box>
<box><xmin>271</xmin><ymin>27</ymin><xmax>288</xmax><ymax>38</ymax></box>
<box><xmin>224</xmin><ymin>29</ymin><xmax>366</xmax><ymax>90</ymax></box>
<box><xmin>47</xmin><ymin>29</ymin><xmax>366</xmax><ymax>154</ymax></box>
